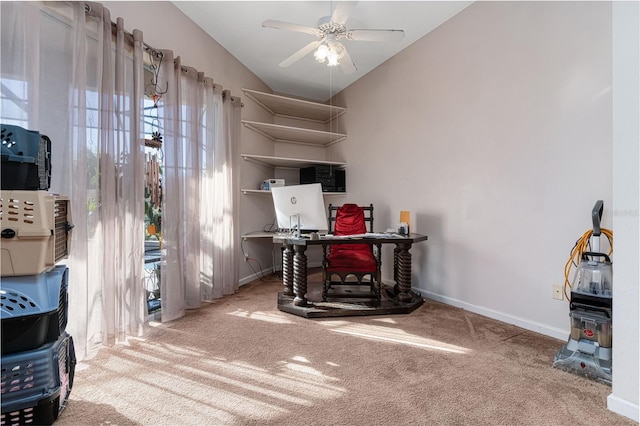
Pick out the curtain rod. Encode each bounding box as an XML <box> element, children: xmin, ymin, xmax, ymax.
<box><xmin>84</xmin><ymin>2</ymin><xmax>162</xmax><ymax>59</ymax></box>
<box><xmin>84</xmin><ymin>1</ymin><xmax>242</xmax><ymax>107</ymax></box>
<box><xmin>109</xmin><ymin>22</ymin><xmax>162</xmax><ymax>59</ymax></box>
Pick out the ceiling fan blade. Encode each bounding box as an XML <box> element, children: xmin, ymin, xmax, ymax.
<box><xmin>339</xmin><ymin>48</ymin><xmax>357</xmax><ymax>75</ymax></box>
<box><xmin>331</xmin><ymin>1</ymin><xmax>358</xmax><ymax>25</ymax></box>
<box><xmin>348</xmin><ymin>29</ymin><xmax>405</xmax><ymax>42</ymax></box>
<box><xmin>262</xmin><ymin>19</ymin><xmax>321</xmax><ymax>36</ymax></box>
<box><xmin>279</xmin><ymin>41</ymin><xmax>322</xmax><ymax>67</ymax></box>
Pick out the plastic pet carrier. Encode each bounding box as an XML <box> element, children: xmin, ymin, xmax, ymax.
<box><xmin>0</xmin><ymin>332</ymin><xmax>76</xmax><ymax>425</ymax></box>
<box><xmin>1</xmin><ymin>124</ymin><xmax>51</xmax><ymax>191</ymax></box>
<box><xmin>1</xmin><ymin>191</ymin><xmax>73</xmax><ymax>276</ymax></box>
<box><xmin>1</xmin><ymin>265</ymin><xmax>69</xmax><ymax>355</ymax></box>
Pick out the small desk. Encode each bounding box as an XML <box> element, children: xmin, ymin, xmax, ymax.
<box><xmin>273</xmin><ymin>233</ymin><xmax>428</xmax><ymax>317</ymax></box>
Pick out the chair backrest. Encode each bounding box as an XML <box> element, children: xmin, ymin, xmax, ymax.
<box><xmin>328</xmin><ymin>204</ymin><xmax>374</xmax><ymax>235</ymax></box>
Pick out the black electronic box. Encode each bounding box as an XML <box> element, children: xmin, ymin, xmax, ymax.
<box><xmin>299</xmin><ymin>166</ymin><xmax>346</xmax><ymax>192</ymax></box>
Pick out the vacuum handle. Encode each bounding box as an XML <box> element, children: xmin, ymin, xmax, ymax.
<box><xmin>592</xmin><ymin>200</ymin><xmax>603</xmax><ymax>236</ymax></box>
<box><xmin>581</xmin><ymin>251</ymin><xmax>611</xmax><ymax>263</ymax></box>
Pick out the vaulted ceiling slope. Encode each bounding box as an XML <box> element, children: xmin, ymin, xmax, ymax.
<box><xmin>173</xmin><ymin>1</ymin><xmax>473</xmax><ymax>101</ymax></box>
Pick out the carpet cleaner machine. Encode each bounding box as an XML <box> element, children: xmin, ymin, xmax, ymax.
<box><xmin>553</xmin><ymin>200</ymin><xmax>613</xmax><ymax>385</ymax></box>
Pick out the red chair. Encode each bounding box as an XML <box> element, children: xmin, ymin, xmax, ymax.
<box><xmin>322</xmin><ymin>204</ymin><xmax>381</xmax><ymax>303</ymax></box>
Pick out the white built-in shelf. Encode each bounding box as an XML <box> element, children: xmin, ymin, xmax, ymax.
<box><xmin>241</xmin><ymin>232</ymin><xmax>277</xmax><ymax>240</ymax></box>
<box><xmin>241</xmin><ymin>88</ymin><xmax>346</xmax><ymax>123</ymax></box>
<box><xmin>240</xmin><ymin>189</ymin><xmax>271</xmax><ymax>195</ymax></box>
<box><xmin>242</xmin><ymin>120</ymin><xmax>346</xmax><ymax>147</ymax></box>
<box><xmin>241</xmin><ymin>154</ymin><xmax>347</xmax><ymax>169</ymax></box>
<box><xmin>240</xmin><ymin>89</ymin><xmax>349</xmax><ymax>229</ymax></box>
<box><xmin>241</xmin><ymin>188</ymin><xmax>348</xmax><ymax>196</ymax></box>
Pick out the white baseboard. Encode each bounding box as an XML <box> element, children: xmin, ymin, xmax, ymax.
<box><xmin>239</xmin><ymin>266</ymin><xmax>274</xmax><ymax>286</ymax></box>
<box><xmin>239</xmin><ymin>261</ymin><xmax>323</xmax><ymax>286</ymax></box>
<box><xmin>607</xmin><ymin>393</ymin><xmax>639</xmax><ymax>422</ymax></box>
<box><xmin>421</xmin><ymin>290</ymin><xmax>570</xmax><ymax>341</ymax></box>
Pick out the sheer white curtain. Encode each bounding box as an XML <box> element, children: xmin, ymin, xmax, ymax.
<box><xmin>158</xmin><ymin>54</ymin><xmax>241</xmax><ymax>320</ymax></box>
<box><xmin>157</xmin><ymin>54</ymin><xmax>203</xmax><ymax>322</ymax></box>
<box><xmin>199</xmin><ymin>77</ymin><xmax>223</xmax><ymax>300</ymax></box>
<box><xmin>1</xmin><ymin>1</ymin><xmax>145</xmax><ymax>359</ymax></box>
<box><xmin>70</xmin><ymin>4</ymin><xmax>146</xmax><ymax>350</ymax></box>
<box><xmin>71</xmin><ymin>4</ymin><xmax>146</xmax><ymax>351</ymax></box>
<box><xmin>201</xmin><ymin>84</ymin><xmax>240</xmax><ymax>300</ymax></box>
<box><xmin>219</xmin><ymin>90</ymin><xmax>242</xmax><ymax>296</ymax></box>
<box><xmin>1</xmin><ymin>1</ymin><xmax>242</xmax><ymax>355</ymax></box>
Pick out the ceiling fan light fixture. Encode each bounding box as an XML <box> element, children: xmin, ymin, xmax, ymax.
<box><xmin>314</xmin><ymin>43</ymin><xmax>329</xmax><ymax>63</ymax></box>
<box><xmin>315</xmin><ymin>41</ymin><xmax>345</xmax><ymax>67</ymax></box>
<box><xmin>329</xmin><ymin>41</ymin><xmax>346</xmax><ymax>59</ymax></box>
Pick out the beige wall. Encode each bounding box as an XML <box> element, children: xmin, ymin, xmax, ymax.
<box><xmin>332</xmin><ymin>1</ymin><xmax>612</xmax><ymax>339</ymax></box>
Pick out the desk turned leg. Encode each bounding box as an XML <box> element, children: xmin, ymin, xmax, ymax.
<box><xmin>393</xmin><ymin>247</ymin><xmax>399</xmax><ymax>283</ymax></box>
<box><xmin>293</xmin><ymin>245</ymin><xmax>308</xmax><ymax>307</ymax></box>
<box><xmin>395</xmin><ymin>242</ymin><xmax>413</xmax><ymax>303</ymax></box>
<box><xmin>282</xmin><ymin>244</ymin><xmax>294</xmax><ymax>296</ymax></box>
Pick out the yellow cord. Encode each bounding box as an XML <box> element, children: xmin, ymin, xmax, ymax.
<box><xmin>563</xmin><ymin>228</ymin><xmax>613</xmax><ymax>301</ymax></box>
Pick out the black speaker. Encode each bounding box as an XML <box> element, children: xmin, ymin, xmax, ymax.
<box><xmin>300</xmin><ymin>166</ymin><xmax>346</xmax><ymax>192</ymax></box>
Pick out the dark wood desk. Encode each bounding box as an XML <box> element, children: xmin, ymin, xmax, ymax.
<box><xmin>273</xmin><ymin>233</ymin><xmax>428</xmax><ymax>309</ymax></box>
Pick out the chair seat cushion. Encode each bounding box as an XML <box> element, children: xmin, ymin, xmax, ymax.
<box><xmin>327</xmin><ymin>244</ymin><xmax>377</xmax><ymax>272</ymax></box>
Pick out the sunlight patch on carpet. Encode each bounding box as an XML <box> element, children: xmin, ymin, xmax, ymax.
<box><xmin>317</xmin><ymin>320</ymin><xmax>351</xmax><ymax>327</ymax></box>
<box><xmin>283</xmin><ymin>362</ymin><xmax>336</xmax><ymax>378</ymax></box>
<box><xmin>153</xmin><ymin>341</ymin><xmax>209</xmax><ymax>357</ymax></box>
<box><xmin>371</xmin><ymin>317</ymin><xmax>398</xmax><ymax>324</ymax></box>
<box><xmin>201</xmin><ymin>358</ymin><xmax>344</xmax><ymax>401</ymax></box>
<box><xmin>88</xmin><ymin>356</ymin><xmax>279</xmax><ymax>423</ymax></box>
<box><xmin>228</xmin><ymin>309</ymin><xmax>294</xmax><ymax>324</ymax></box>
<box><xmin>120</xmin><ymin>346</ymin><xmax>173</xmax><ymax>365</ymax></box>
<box><xmin>331</xmin><ymin>324</ymin><xmax>470</xmax><ymax>354</ymax></box>
<box><xmin>177</xmin><ymin>363</ymin><xmax>311</xmax><ymax>407</ymax></box>
<box><xmin>275</xmin><ymin>361</ymin><xmax>346</xmax><ymax>400</ymax></box>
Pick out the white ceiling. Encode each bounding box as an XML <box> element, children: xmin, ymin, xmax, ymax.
<box><xmin>173</xmin><ymin>1</ymin><xmax>473</xmax><ymax>101</ymax></box>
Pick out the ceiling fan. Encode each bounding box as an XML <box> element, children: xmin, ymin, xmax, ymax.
<box><xmin>262</xmin><ymin>1</ymin><xmax>405</xmax><ymax>74</ymax></box>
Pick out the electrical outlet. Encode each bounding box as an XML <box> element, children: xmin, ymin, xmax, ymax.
<box><xmin>553</xmin><ymin>285</ymin><xmax>563</xmax><ymax>300</ymax></box>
